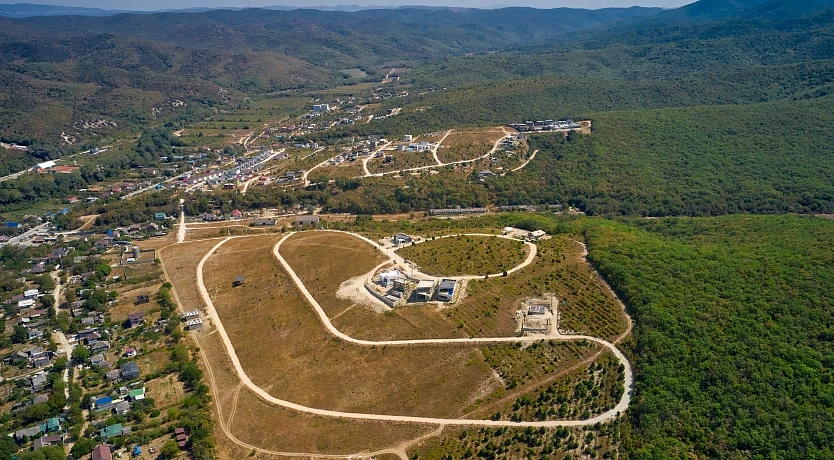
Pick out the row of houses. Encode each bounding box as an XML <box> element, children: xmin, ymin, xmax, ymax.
<box><xmin>92</xmin><ymin>385</ymin><xmax>146</xmax><ymax>414</ymax></box>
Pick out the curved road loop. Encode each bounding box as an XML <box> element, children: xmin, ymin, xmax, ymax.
<box><xmin>194</xmin><ymin>230</ymin><xmax>633</xmax><ymax>428</ymax></box>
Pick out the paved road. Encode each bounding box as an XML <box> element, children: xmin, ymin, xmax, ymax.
<box><xmin>0</xmin><ymin>223</ymin><xmax>50</xmax><ymax>248</ymax></box>
<box><xmin>193</xmin><ymin>230</ymin><xmax>633</xmax><ymax>428</ymax></box>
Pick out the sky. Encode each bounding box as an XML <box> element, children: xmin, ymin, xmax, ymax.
<box><xmin>6</xmin><ymin>0</ymin><xmax>694</xmax><ymax>12</ymax></box>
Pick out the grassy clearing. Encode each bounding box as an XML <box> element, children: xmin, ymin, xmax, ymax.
<box><xmin>320</xmin><ymin>234</ymin><xmax>626</xmax><ymax>342</ymax></box>
<box><xmin>312</xmin><ymin>160</ymin><xmax>366</xmax><ymax>179</ymax></box>
<box><xmin>397</xmin><ymin>235</ymin><xmax>528</xmax><ymax>276</ymax></box>
<box><xmin>485</xmin><ymin>350</ymin><xmax>624</xmax><ymax>423</ymax></box>
<box><xmin>407</xmin><ymin>422</ymin><xmax>623</xmax><ymax>460</ymax></box>
<box><xmin>146</xmin><ymin>374</ymin><xmax>186</xmax><ymax>409</ymax></box>
<box><xmin>367</xmin><ymin>150</ymin><xmax>437</xmax><ymax>174</ymax></box>
<box><xmin>437</xmin><ymin>128</ymin><xmax>504</xmax><ymax>164</ymax></box>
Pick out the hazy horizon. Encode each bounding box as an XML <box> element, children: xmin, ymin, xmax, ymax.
<box><xmin>0</xmin><ymin>0</ymin><xmax>692</xmax><ymax>12</ymax></box>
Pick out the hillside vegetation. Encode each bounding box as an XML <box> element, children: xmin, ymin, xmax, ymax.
<box><xmin>585</xmin><ymin>215</ymin><xmax>834</xmax><ymax>458</ymax></box>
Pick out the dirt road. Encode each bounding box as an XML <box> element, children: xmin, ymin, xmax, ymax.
<box><xmin>192</xmin><ymin>231</ymin><xmax>633</xmax><ymax>428</ymax></box>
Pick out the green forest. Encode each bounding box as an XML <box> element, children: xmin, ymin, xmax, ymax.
<box><xmin>584</xmin><ymin>215</ymin><xmax>834</xmax><ymax>458</ymax></box>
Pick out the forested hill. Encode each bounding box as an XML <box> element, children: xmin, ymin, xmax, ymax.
<box><xmin>1</xmin><ymin>6</ymin><xmax>664</xmax><ymax>62</ymax></box>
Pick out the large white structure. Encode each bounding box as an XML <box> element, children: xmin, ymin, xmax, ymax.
<box><xmin>34</xmin><ymin>161</ymin><xmax>56</xmax><ymax>171</ymax></box>
<box><xmin>378</xmin><ymin>270</ymin><xmax>404</xmax><ymax>287</ymax></box>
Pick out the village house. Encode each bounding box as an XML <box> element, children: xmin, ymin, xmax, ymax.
<box><xmin>121</xmin><ymin>361</ymin><xmax>140</xmax><ymax>380</ymax></box>
<box><xmin>92</xmin><ymin>444</ymin><xmax>113</xmax><ymax>460</ymax></box>
<box><xmin>127</xmin><ymin>312</ymin><xmax>145</xmax><ymax>328</ymax></box>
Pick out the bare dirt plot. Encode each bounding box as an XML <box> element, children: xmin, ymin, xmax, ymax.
<box><xmin>436</xmin><ymin>128</ymin><xmax>505</xmax><ymax>164</ymax></box>
<box><xmin>204</xmin><ymin>234</ymin><xmax>502</xmax><ymax>418</ymax></box>
<box><xmin>76</xmin><ymin>214</ymin><xmax>99</xmax><ymax>231</ymax></box>
<box><xmin>396</xmin><ymin>235</ymin><xmax>529</xmax><ymax>276</ymax></box>
<box><xmin>159</xmin><ymin>237</ymin><xmax>224</xmax><ymax>320</ymax></box>
<box><xmin>230</xmin><ymin>387</ymin><xmax>436</xmax><ymax>454</ymax></box>
<box><xmin>367</xmin><ymin>151</ymin><xmax>437</xmax><ymax>174</ymax></box>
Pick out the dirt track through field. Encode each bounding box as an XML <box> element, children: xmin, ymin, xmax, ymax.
<box><xmin>193</xmin><ymin>230</ymin><xmax>633</xmax><ymax>428</ymax></box>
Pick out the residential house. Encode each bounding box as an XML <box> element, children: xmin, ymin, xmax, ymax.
<box><xmin>113</xmin><ymin>400</ymin><xmax>131</xmax><ymax>415</ymax></box>
<box><xmin>128</xmin><ymin>387</ymin><xmax>145</xmax><ymax>401</ymax></box>
<box><xmin>185</xmin><ymin>318</ymin><xmax>203</xmax><ymax>330</ymax></box>
<box><xmin>127</xmin><ymin>312</ymin><xmax>145</xmax><ymax>328</ymax></box>
<box><xmin>30</xmin><ymin>373</ymin><xmax>48</xmax><ymax>392</ymax></box>
<box><xmin>124</xmin><ymin>347</ymin><xmax>137</xmax><ymax>358</ymax></box>
<box><xmin>182</xmin><ymin>310</ymin><xmax>200</xmax><ymax>321</ymax></box>
<box><xmin>392</xmin><ymin>233</ymin><xmax>412</xmax><ymax>245</ymax></box>
<box><xmin>437</xmin><ymin>279</ymin><xmax>457</xmax><ymax>302</ymax></box>
<box><xmin>105</xmin><ymin>369</ymin><xmax>121</xmax><ymax>381</ymax></box>
<box><xmin>231</xmin><ymin>209</ymin><xmax>243</xmax><ymax>219</ymax></box>
<box><xmin>33</xmin><ymin>434</ymin><xmax>62</xmax><ymax>450</ymax></box>
<box><xmin>90</xmin><ymin>341</ymin><xmax>110</xmax><ymax>352</ymax></box>
<box><xmin>93</xmin><ymin>396</ymin><xmax>114</xmax><ymax>412</ymax></box>
<box><xmin>154</xmin><ymin>212</ymin><xmax>167</xmax><ymax>221</ymax></box>
<box><xmin>414</xmin><ymin>280</ymin><xmax>436</xmax><ymax>302</ymax></box>
<box><xmin>100</xmin><ymin>423</ymin><xmax>123</xmax><ymax>439</ymax></box>
<box><xmin>92</xmin><ymin>444</ymin><xmax>113</xmax><ymax>460</ymax></box>
<box><xmin>43</xmin><ymin>417</ymin><xmax>61</xmax><ymax>433</ymax></box>
<box><xmin>28</xmin><ymin>328</ymin><xmax>44</xmax><ymax>341</ymax></box>
<box><xmin>90</xmin><ymin>354</ymin><xmax>108</xmax><ymax>368</ymax></box>
<box><xmin>14</xmin><ymin>425</ymin><xmax>43</xmax><ymax>441</ymax></box>
<box><xmin>121</xmin><ymin>361</ymin><xmax>140</xmax><ymax>380</ymax></box>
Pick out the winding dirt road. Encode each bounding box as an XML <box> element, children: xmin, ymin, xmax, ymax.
<box><xmin>384</xmin><ymin>233</ymin><xmax>537</xmax><ymax>281</ymax></box>
<box><xmin>193</xmin><ymin>230</ymin><xmax>633</xmax><ymax>429</ymax></box>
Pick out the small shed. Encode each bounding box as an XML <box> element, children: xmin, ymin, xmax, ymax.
<box><xmin>233</xmin><ymin>275</ymin><xmax>245</xmax><ymax>287</ymax></box>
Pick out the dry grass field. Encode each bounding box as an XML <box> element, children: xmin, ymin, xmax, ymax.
<box><xmin>367</xmin><ymin>150</ymin><xmax>437</xmax><ymax>174</ymax></box>
<box><xmin>109</xmin><ymin>282</ymin><xmax>161</xmax><ymax>323</ymax></box>
<box><xmin>396</xmin><ymin>235</ymin><xmax>528</xmax><ymax>276</ymax></box>
<box><xmin>159</xmin><ymin>231</ymin><xmax>625</xmax><ymax>455</ymax></box>
<box><xmin>311</xmin><ymin>160</ymin><xmax>365</xmax><ymax>179</ymax></box>
<box><xmin>185</xmin><ymin>225</ymin><xmax>278</xmax><ymax>241</ymax></box>
<box><xmin>189</xmin><ymin>288</ymin><xmax>433</xmax><ymax>457</ymax></box>
<box><xmin>307</xmin><ymin>234</ymin><xmax>626</xmax><ymax>342</ymax></box>
<box><xmin>204</xmin><ymin>234</ymin><xmax>500</xmax><ymax>418</ymax></box>
<box><xmin>146</xmin><ymin>374</ymin><xmax>186</xmax><ymax>409</ymax></box>
<box><xmin>160</xmin><ymin>237</ymin><xmax>435</xmax><ymax>456</ymax></box>
<box><xmin>436</xmin><ymin>128</ymin><xmax>505</xmax><ymax>164</ymax></box>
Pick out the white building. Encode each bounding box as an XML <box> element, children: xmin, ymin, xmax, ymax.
<box><xmin>33</xmin><ymin>161</ymin><xmax>56</xmax><ymax>171</ymax></box>
<box><xmin>378</xmin><ymin>270</ymin><xmax>404</xmax><ymax>287</ymax></box>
